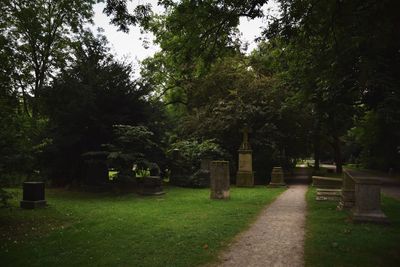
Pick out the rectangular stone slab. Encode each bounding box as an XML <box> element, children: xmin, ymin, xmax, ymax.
<box><xmin>23</xmin><ymin>182</ymin><xmax>45</xmax><ymax>201</ymax></box>
<box><xmin>210</xmin><ymin>161</ymin><xmax>230</xmax><ymax>199</ymax></box>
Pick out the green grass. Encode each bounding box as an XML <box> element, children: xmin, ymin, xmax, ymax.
<box><xmin>305</xmin><ymin>187</ymin><xmax>400</xmax><ymax>267</ymax></box>
<box><xmin>0</xmin><ymin>186</ymin><xmax>284</xmax><ymax>267</ymax></box>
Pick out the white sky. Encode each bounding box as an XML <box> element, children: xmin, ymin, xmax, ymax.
<box><xmin>91</xmin><ymin>1</ymin><xmax>279</xmax><ymax>75</ymax></box>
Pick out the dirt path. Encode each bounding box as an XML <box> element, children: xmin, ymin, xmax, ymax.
<box><xmin>212</xmin><ymin>185</ymin><xmax>307</xmax><ymax>267</ymax></box>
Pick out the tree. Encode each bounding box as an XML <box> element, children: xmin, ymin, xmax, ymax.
<box><xmin>263</xmin><ymin>0</ymin><xmax>400</xmax><ymax>172</ymax></box>
<box><xmin>1</xmin><ymin>0</ymin><xmax>96</xmax><ymax>117</ymax></box>
<box><xmin>41</xmin><ymin>32</ymin><xmax>167</xmax><ymax>184</ymax></box>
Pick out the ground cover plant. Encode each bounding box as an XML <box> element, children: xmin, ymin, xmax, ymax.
<box><xmin>305</xmin><ymin>188</ymin><xmax>400</xmax><ymax>267</ymax></box>
<box><xmin>0</xmin><ymin>186</ymin><xmax>284</xmax><ymax>267</ymax></box>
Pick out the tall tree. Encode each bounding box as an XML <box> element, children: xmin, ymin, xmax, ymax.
<box><xmin>42</xmin><ymin>31</ymin><xmax>166</xmax><ymax>184</ymax></box>
<box><xmin>1</xmin><ymin>0</ymin><xmax>96</xmax><ymax>117</ymax></box>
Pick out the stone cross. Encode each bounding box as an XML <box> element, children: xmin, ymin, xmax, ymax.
<box><xmin>240</xmin><ymin>124</ymin><xmax>252</xmax><ymax>150</ymax></box>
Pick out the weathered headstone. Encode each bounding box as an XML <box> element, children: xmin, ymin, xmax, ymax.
<box><xmin>188</xmin><ymin>158</ymin><xmax>211</xmax><ymax>188</ymax></box>
<box><xmin>267</xmin><ymin>167</ymin><xmax>287</xmax><ymax>187</ymax></box>
<box><xmin>236</xmin><ymin>125</ymin><xmax>254</xmax><ymax>187</ymax></box>
<box><xmin>210</xmin><ymin>161</ymin><xmax>230</xmax><ymax>199</ymax></box>
<box><xmin>20</xmin><ymin>182</ymin><xmax>47</xmax><ymax>209</ymax></box>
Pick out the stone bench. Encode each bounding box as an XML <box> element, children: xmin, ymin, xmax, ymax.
<box><xmin>312</xmin><ymin>176</ymin><xmax>342</xmax><ymax>189</ymax></box>
<box><xmin>338</xmin><ymin>170</ymin><xmax>388</xmax><ymax>224</ymax></box>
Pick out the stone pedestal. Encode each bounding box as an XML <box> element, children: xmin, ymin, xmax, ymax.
<box><xmin>210</xmin><ymin>161</ymin><xmax>230</xmax><ymax>199</ymax></box>
<box><xmin>338</xmin><ymin>170</ymin><xmax>388</xmax><ymax>224</ymax></box>
<box><xmin>20</xmin><ymin>182</ymin><xmax>47</xmax><ymax>209</ymax></box>
<box><xmin>352</xmin><ymin>179</ymin><xmax>388</xmax><ymax>224</ymax></box>
<box><xmin>236</xmin><ymin>150</ymin><xmax>254</xmax><ymax>187</ymax></box>
<box><xmin>267</xmin><ymin>167</ymin><xmax>286</xmax><ymax>187</ymax></box>
<box><xmin>236</xmin><ymin>126</ymin><xmax>254</xmax><ymax>187</ymax></box>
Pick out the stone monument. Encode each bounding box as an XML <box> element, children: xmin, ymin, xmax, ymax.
<box><xmin>236</xmin><ymin>125</ymin><xmax>254</xmax><ymax>187</ymax></box>
<box><xmin>210</xmin><ymin>161</ymin><xmax>230</xmax><ymax>199</ymax></box>
<box><xmin>338</xmin><ymin>170</ymin><xmax>388</xmax><ymax>224</ymax></box>
<box><xmin>20</xmin><ymin>182</ymin><xmax>47</xmax><ymax>209</ymax></box>
<box><xmin>267</xmin><ymin>167</ymin><xmax>287</xmax><ymax>187</ymax></box>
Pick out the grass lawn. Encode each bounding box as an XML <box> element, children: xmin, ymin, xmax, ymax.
<box><xmin>305</xmin><ymin>187</ymin><xmax>400</xmax><ymax>267</ymax></box>
<box><xmin>0</xmin><ymin>186</ymin><xmax>284</xmax><ymax>267</ymax></box>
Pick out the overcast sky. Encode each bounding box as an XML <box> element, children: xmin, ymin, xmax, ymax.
<box><xmin>91</xmin><ymin>1</ymin><xmax>279</xmax><ymax>74</ymax></box>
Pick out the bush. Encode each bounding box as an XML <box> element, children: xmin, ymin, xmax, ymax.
<box><xmin>168</xmin><ymin>139</ymin><xmax>227</xmax><ymax>187</ymax></box>
<box><xmin>0</xmin><ymin>188</ymin><xmax>12</xmax><ymax>207</ymax></box>
<box><xmin>168</xmin><ymin>139</ymin><xmax>228</xmax><ymax>172</ymax></box>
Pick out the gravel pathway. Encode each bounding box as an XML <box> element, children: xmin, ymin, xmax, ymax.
<box><xmin>382</xmin><ymin>186</ymin><xmax>400</xmax><ymax>200</ymax></box>
<box><xmin>212</xmin><ymin>185</ymin><xmax>307</xmax><ymax>267</ymax></box>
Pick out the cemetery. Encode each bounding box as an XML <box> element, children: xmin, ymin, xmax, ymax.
<box><xmin>1</xmin><ymin>1</ymin><xmax>400</xmax><ymax>267</ymax></box>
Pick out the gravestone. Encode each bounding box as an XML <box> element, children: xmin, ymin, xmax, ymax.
<box><xmin>236</xmin><ymin>125</ymin><xmax>254</xmax><ymax>187</ymax></box>
<box><xmin>200</xmin><ymin>158</ymin><xmax>212</xmax><ymax>171</ymax></box>
<box><xmin>20</xmin><ymin>182</ymin><xmax>47</xmax><ymax>209</ymax></box>
<box><xmin>81</xmin><ymin>151</ymin><xmax>109</xmax><ymax>185</ymax></box>
<box><xmin>136</xmin><ymin>176</ymin><xmax>165</xmax><ymax>196</ymax></box>
<box><xmin>267</xmin><ymin>167</ymin><xmax>287</xmax><ymax>187</ymax></box>
<box><xmin>210</xmin><ymin>161</ymin><xmax>230</xmax><ymax>199</ymax></box>
<box><xmin>169</xmin><ymin>148</ymin><xmax>187</xmax><ymax>186</ymax></box>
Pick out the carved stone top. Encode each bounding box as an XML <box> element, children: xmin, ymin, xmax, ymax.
<box><xmin>239</xmin><ymin>124</ymin><xmax>252</xmax><ymax>150</ymax></box>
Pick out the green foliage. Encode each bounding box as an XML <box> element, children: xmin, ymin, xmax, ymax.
<box><xmin>348</xmin><ymin>110</ymin><xmax>400</xmax><ymax>170</ymax></box>
<box><xmin>135</xmin><ymin>168</ymin><xmax>151</xmax><ymax>178</ymax></box>
<box><xmin>0</xmin><ymin>188</ymin><xmax>13</xmax><ymax>207</ymax></box>
<box><xmin>169</xmin><ymin>139</ymin><xmax>228</xmax><ymax>171</ymax></box>
<box><xmin>1</xmin><ymin>0</ymin><xmax>97</xmax><ymax>117</ymax></box>
<box><xmin>106</xmin><ymin>125</ymin><xmax>164</xmax><ymax>176</ymax></box>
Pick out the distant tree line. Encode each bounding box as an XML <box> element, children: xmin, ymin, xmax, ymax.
<box><xmin>1</xmin><ymin>0</ymin><xmax>398</xmax><ymax>189</ymax></box>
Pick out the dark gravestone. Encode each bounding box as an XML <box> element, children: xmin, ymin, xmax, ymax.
<box><xmin>169</xmin><ymin>149</ymin><xmax>189</xmax><ymax>186</ymax></box>
<box><xmin>82</xmin><ymin>151</ymin><xmax>109</xmax><ymax>186</ymax></box>
<box><xmin>188</xmin><ymin>158</ymin><xmax>212</xmax><ymax>188</ymax></box>
<box><xmin>20</xmin><ymin>182</ymin><xmax>47</xmax><ymax>209</ymax></box>
<box><xmin>136</xmin><ymin>176</ymin><xmax>165</xmax><ymax>196</ymax></box>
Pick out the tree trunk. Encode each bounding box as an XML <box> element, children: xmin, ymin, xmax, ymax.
<box><xmin>332</xmin><ymin>135</ymin><xmax>343</xmax><ymax>174</ymax></box>
<box><xmin>313</xmin><ymin>119</ymin><xmax>321</xmax><ymax>170</ymax></box>
<box><xmin>313</xmin><ymin>134</ymin><xmax>320</xmax><ymax>171</ymax></box>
